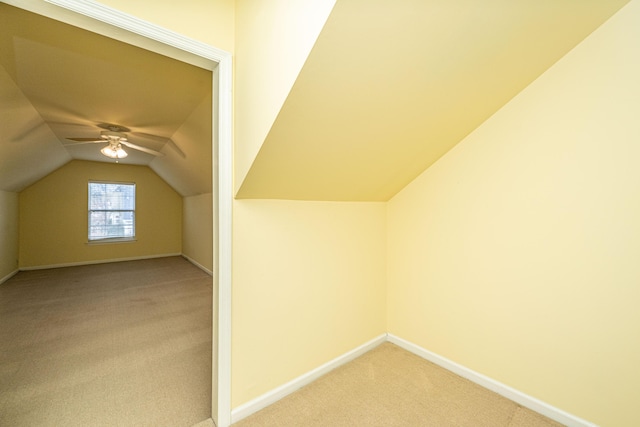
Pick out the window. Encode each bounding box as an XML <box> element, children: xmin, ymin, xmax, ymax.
<box><xmin>88</xmin><ymin>181</ymin><xmax>136</xmax><ymax>241</ymax></box>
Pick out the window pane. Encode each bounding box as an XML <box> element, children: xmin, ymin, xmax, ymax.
<box><xmin>89</xmin><ymin>183</ymin><xmax>135</xmax><ymax>210</ymax></box>
<box><xmin>89</xmin><ymin>211</ymin><xmax>108</xmax><ymax>239</ymax></box>
<box><xmin>88</xmin><ymin>182</ymin><xmax>135</xmax><ymax>241</ymax></box>
<box><xmin>120</xmin><ymin>211</ymin><xmax>135</xmax><ymax>237</ymax></box>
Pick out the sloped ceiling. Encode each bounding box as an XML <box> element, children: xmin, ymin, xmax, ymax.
<box><xmin>0</xmin><ymin>4</ymin><xmax>212</xmax><ymax>196</ymax></box>
<box><xmin>236</xmin><ymin>0</ymin><xmax>629</xmax><ymax>201</ymax></box>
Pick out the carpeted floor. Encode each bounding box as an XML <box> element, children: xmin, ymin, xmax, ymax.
<box><xmin>1</xmin><ymin>257</ymin><xmax>565</xmax><ymax>426</ymax></box>
<box><xmin>0</xmin><ymin>256</ymin><xmax>212</xmax><ymax>427</ymax></box>
<box><xmin>233</xmin><ymin>342</ymin><xmax>565</xmax><ymax>427</ymax></box>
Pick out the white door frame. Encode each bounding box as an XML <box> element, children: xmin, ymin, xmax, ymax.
<box><xmin>2</xmin><ymin>1</ymin><xmax>233</xmax><ymax>425</ymax></box>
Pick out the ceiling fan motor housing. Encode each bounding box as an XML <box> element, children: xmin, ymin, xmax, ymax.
<box><xmin>100</xmin><ymin>130</ymin><xmax>128</xmax><ymax>141</ymax></box>
<box><xmin>98</xmin><ymin>123</ymin><xmax>131</xmax><ymax>133</ymax></box>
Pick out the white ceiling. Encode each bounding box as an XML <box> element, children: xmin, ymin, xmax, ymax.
<box><xmin>0</xmin><ymin>3</ymin><xmax>212</xmax><ymax>196</ymax></box>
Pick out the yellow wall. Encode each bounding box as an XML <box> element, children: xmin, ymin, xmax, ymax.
<box><xmin>98</xmin><ymin>0</ymin><xmax>235</xmax><ymax>53</ymax></box>
<box><xmin>183</xmin><ymin>192</ymin><xmax>214</xmax><ymax>273</ymax></box>
<box><xmin>233</xmin><ymin>0</ymin><xmax>336</xmax><ymax>193</ymax></box>
<box><xmin>232</xmin><ymin>200</ymin><xmax>386</xmax><ymax>406</ymax></box>
<box><xmin>0</xmin><ymin>190</ymin><xmax>19</xmax><ymax>281</ymax></box>
<box><xmin>19</xmin><ymin>160</ymin><xmax>182</xmax><ymax>269</ymax></box>
<box><xmin>387</xmin><ymin>2</ymin><xmax>640</xmax><ymax>426</ymax></box>
<box><xmin>25</xmin><ymin>2</ymin><xmax>638</xmax><ymax>425</ymax></box>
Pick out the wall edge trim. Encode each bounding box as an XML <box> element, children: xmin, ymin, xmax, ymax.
<box><xmin>181</xmin><ymin>254</ymin><xmax>213</xmax><ymax>276</ymax></box>
<box><xmin>0</xmin><ymin>269</ymin><xmax>19</xmax><ymax>285</ymax></box>
<box><xmin>19</xmin><ymin>253</ymin><xmax>182</xmax><ymax>271</ymax></box>
<box><xmin>230</xmin><ymin>333</ymin><xmax>388</xmax><ymax>424</ymax></box>
<box><xmin>44</xmin><ymin>0</ymin><xmax>230</xmax><ymax>63</ymax></box>
<box><xmin>386</xmin><ymin>334</ymin><xmax>598</xmax><ymax>427</ymax></box>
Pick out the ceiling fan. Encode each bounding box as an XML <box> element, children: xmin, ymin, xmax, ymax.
<box><xmin>65</xmin><ymin>124</ymin><xmax>165</xmax><ymax>160</ymax></box>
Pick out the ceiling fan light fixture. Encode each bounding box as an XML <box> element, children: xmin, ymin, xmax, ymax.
<box><xmin>101</xmin><ymin>143</ymin><xmax>127</xmax><ymax>159</ymax></box>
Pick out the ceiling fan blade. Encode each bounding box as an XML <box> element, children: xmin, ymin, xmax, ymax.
<box><xmin>120</xmin><ymin>140</ymin><xmax>165</xmax><ymax>157</ymax></box>
<box><xmin>131</xmin><ymin>131</ymin><xmax>167</xmax><ymax>141</ymax></box>
<box><xmin>132</xmin><ymin>132</ymin><xmax>186</xmax><ymax>158</ymax></box>
<box><xmin>65</xmin><ymin>138</ymin><xmax>105</xmax><ymax>143</ymax></box>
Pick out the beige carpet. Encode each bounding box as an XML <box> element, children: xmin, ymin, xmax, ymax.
<box><xmin>0</xmin><ymin>256</ymin><xmax>212</xmax><ymax>427</ymax></box>
<box><xmin>233</xmin><ymin>343</ymin><xmax>565</xmax><ymax>427</ymax></box>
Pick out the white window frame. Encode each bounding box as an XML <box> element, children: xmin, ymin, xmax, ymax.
<box><xmin>88</xmin><ymin>181</ymin><xmax>136</xmax><ymax>243</ymax></box>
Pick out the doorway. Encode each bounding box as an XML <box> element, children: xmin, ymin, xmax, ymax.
<box><xmin>1</xmin><ymin>1</ymin><xmax>232</xmax><ymax>425</ymax></box>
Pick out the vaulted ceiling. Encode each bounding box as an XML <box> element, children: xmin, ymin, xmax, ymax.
<box><xmin>1</xmin><ymin>1</ymin><xmax>630</xmax><ymax>202</ymax></box>
<box><xmin>236</xmin><ymin>0</ymin><xmax>630</xmax><ymax>201</ymax></box>
<box><xmin>0</xmin><ymin>3</ymin><xmax>212</xmax><ymax>196</ymax></box>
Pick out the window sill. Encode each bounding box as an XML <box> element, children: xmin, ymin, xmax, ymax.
<box><xmin>87</xmin><ymin>238</ymin><xmax>137</xmax><ymax>245</ymax></box>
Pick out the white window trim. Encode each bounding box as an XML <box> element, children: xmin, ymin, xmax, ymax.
<box><xmin>86</xmin><ymin>237</ymin><xmax>137</xmax><ymax>245</ymax></box>
<box><xmin>88</xmin><ymin>180</ymin><xmax>136</xmax><ymax>242</ymax></box>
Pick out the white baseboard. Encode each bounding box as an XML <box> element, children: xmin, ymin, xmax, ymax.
<box><xmin>230</xmin><ymin>333</ymin><xmax>387</xmax><ymax>424</ymax></box>
<box><xmin>181</xmin><ymin>254</ymin><xmax>213</xmax><ymax>276</ymax></box>
<box><xmin>387</xmin><ymin>334</ymin><xmax>598</xmax><ymax>427</ymax></box>
<box><xmin>19</xmin><ymin>253</ymin><xmax>182</xmax><ymax>271</ymax></box>
<box><xmin>0</xmin><ymin>269</ymin><xmax>19</xmax><ymax>285</ymax></box>
<box><xmin>190</xmin><ymin>418</ymin><xmax>215</xmax><ymax>427</ymax></box>
<box><xmin>231</xmin><ymin>333</ymin><xmax>597</xmax><ymax>426</ymax></box>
